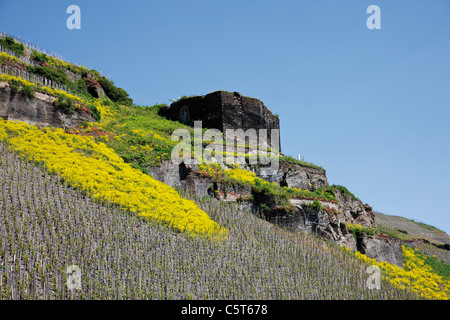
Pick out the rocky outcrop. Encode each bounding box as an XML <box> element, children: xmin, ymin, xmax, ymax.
<box><xmin>148</xmin><ymin>161</ymin><xmax>253</xmax><ymax>201</ymax></box>
<box><xmin>261</xmin><ymin>185</ymin><xmax>404</xmax><ymax>266</ymax></box>
<box><xmin>361</xmin><ymin>234</ymin><xmax>403</xmax><ymax>268</ymax></box>
<box><xmin>252</xmin><ymin>161</ymin><xmax>328</xmax><ymax>190</ymax></box>
<box><xmin>148</xmin><ymin>157</ymin><xmax>403</xmax><ymax>267</ymax></box>
<box><xmin>153</xmin><ymin>89</ymin><xmax>404</xmax><ymax>267</ymax></box>
<box><xmin>84</xmin><ymin>77</ymin><xmax>106</xmax><ymax>99</ymax></box>
<box><xmin>262</xmin><ymin>198</ymin><xmax>357</xmax><ymax>250</ymax></box>
<box><xmin>334</xmin><ymin>188</ymin><xmax>376</xmax><ymax>229</ymax></box>
<box><xmin>0</xmin><ymin>82</ymin><xmax>94</xmax><ymax>128</ymax></box>
<box><xmin>160</xmin><ymin>91</ymin><xmax>281</xmax><ymax>151</ymax></box>
<box><xmin>148</xmin><ymin>161</ymin><xmax>215</xmax><ymax>198</ymax></box>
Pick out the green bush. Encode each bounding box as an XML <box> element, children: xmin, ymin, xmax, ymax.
<box><xmin>347</xmin><ymin>223</ymin><xmax>375</xmax><ymax>241</ymax></box>
<box><xmin>97</xmin><ymin>76</ymin><xmax>133</xmax><ymax>106</ymax></box>
<box><xmin>27</xmin><ymin>65</ymin><xmax>70</xmax><ymax>86</ymax></box>
<box><xmin>73</xmin><ymin>79</ymin><xmax>92</xmax><ymax>99</ymax></box>
<box><xmin>0</xmin><ymin>36</ymin><xmax>25</xmax><ymax>56</ymax></box>
<box><xmin>87</xmin><ymin>103</ymin><xmax>101</xmax><ymax>122</ymax></box>
<box><xmin>331</xmin><ymin>185</ymin><xmax>358</xmax><ymax>201</ymax></box>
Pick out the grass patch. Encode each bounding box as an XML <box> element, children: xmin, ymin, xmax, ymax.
<box><xmin>279</xmin><ymin>155</ymin><xmax>324</xmax><ymax>171</ymax></box>
<box><xmin>101</xmin><ymin>104</ymin><xmax>193</xmax><ymax>168</ymax></box>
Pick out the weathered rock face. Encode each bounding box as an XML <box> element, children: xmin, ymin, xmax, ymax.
<box><xmin>152</xmin><ymin>88</ymin><xmax>403</xmax><ymax>266</ymax></box>
<box><xmin>252</xmin><ymin>161</ymin><xmax>328</xmax><ymax>190</ymax></box>
<box><xmin>264</xmin><ymin>199</ymin><xmax>357</xmax><ymax>251</ymax></box>
<box><xmin>0</xmin><ymin>82</ymin><xmax>94</xmax><ymax>128</ymax></box>
<box><xmin>148</xmin><ymin>161</ymin><xmax>215</xmax><ymax>198</ymax></box>
<box><xmin>361</xmin><ymin>234</ymin><xmax>403</xmax><ymax>268</ymax></box>
<box><xmin>334</xmin><ymin>189</ymin><xmax>376</xmax><ymax>229</ymax></box>
<box><xmin>148</xmin><ymin>161</ymin><xmax>253</xmax><ymax>201</ymax></box>
<box><xmin>160</xmin><ymin>91</ymin><xmax>281</xmax><ymax>151</ymax></box>
<box><xmin>261</xmin><ymin>186</ymin><xmax>404</xmax><ymax>266</ymax></box>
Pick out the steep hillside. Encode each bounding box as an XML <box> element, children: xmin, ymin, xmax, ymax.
<box><xmin>1</xmin><ymin>33</ymin><xmax>450</xmax><ymax>300</ymax></box>
<box><xmin>375</xmin><ymin>212</ymin><xmax>450</xmax><ymax>244</ymax></box>
<box><xmin>0</xmin><ymin>143</ymin><xmax>420</xmax><ymax>299</ymax></box>
<box><xmin>375</xmin><ymin>212</ymin><xmax>450</xmax><ymax>265</ymax></box>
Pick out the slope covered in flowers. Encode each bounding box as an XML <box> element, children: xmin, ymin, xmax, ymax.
<box><xmin>343</xmin><ymin>245</ymin><xmax>450</xmax><ymax>300</ymax></box>
<box><xmin>0</xmin><ymin>119</ymin><xmax>228</xmax><ymax>239</ymax></box>
<box><xmin>0</xmin><ymin>143</ymin><xmax>422</xmax><ymax>299</ymax></box>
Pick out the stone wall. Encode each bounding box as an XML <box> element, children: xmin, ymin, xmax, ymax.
<box><xmin>160</xmin><ymin>91</ymin><xmax>281</xmax><ymax>151</ymax></box>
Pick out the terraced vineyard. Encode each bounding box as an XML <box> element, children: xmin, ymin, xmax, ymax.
<box><xmin>0</xmin><ymin>143</ymin><xmax>420</xmax><ymax>300</ymax></box>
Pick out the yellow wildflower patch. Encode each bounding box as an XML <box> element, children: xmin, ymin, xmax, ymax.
<box><xmin>0</xmin><ymin>120</ymin><xmax>228</xmax><ymax>239</ymax></box>
<box><xmin>344</xmin><ymin>245</ymin><xmax>450</xmax><ymax>300</ymax></box>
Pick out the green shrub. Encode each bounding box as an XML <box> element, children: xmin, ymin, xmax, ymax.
<box><xmin>20</xmin><ymin>85</ymin><xmax>35</xmax><ymax>99</ymax></box>
<box><xmin>311</xmin><ymin>199</ymin><xmax>323</xmax><ymax>211</ymax></box>
<box><xmin>73</xmin><ymin>79</ymin><xmax>92</xmax><ymax>99</ymax></box>
<box><xmin>30</xmin><ymin>51</ymin><xmax>50</xmax><ymax>64</ymax></box>
<box><xmin>97</xmin><ymin>76</ymin><xmax>133</xmax><ymax>106</ymax></box>
<box><xmin>87</xmin><ymin>103</ymin><xmax>101</xmax><ymax>122</ymax></box>
<box><xmin>347</xmin><ymin>223</ymin><xmax>375</xmax><ymax>241</ymax></box>
<box><xmin>27</xmin><ymin>65</ymin><xmax>70</xmax><ymax>86</ymax></box>
<box><xmin>9</xmin><ymin>84</ymin><xmax>19</xmax><ymax>95</ymax></box>
<box><xmin>331</xmin><ymin>185</ymin><xmax>358</xmax><ymax>201</ymax></box>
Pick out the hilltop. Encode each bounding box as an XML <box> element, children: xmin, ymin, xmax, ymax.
<box><xmin>375</xmin><ymin>212</ymin><xmax>450</xmax><ymax>263</ymax></box>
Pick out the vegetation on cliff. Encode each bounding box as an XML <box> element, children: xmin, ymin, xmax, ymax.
<box><xmin>343</xmin><ymin>245</ymin><xmax>450</xmax><ymax>300</ymax></box>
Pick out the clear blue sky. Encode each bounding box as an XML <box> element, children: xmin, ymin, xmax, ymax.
<box><xmin>1</xmin><ymin>0</ymin><xmax>449</xmax><ymax>234</ymax></box>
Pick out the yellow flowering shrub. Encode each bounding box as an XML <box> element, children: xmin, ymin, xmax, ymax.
<box><xmin>0</xmin><ymin>120</ymin><xmax>228</xmax><ymax>239</ymax></box>
<box><xmin>0</xmin><ymin>52</ymin><xmax>22</xmax><ymax>63</ymax></box>
<box><xmin>198</xmin><ymin>163</ymin><xmax>337</xmax><ymax>203</ymax></box>
<box><xmin>0</xmin><ymin>74</ymin><xmax>35</xmax><ymax>87</ymax></box>
<box><xmin>342</xmin><ymin>245</ymin><xmax>450</xmax><ymax>300</ymax></box>
<box><xmin>198</xmin><ymin>163</ymin><xmax>260</xmax><ymax>185</ymax></box>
